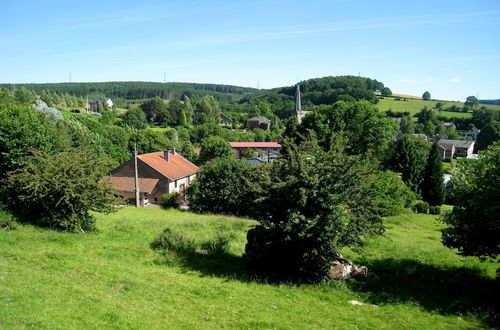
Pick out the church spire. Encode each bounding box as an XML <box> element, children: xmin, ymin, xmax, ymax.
<box><xmin>295</xmin><ymin>85</ymin><xmax>302</xmax><ymax>113</ymax></box>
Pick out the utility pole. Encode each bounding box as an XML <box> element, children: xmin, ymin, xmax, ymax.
<box><xmin>134</xmin><ymin>142</ymin><xmax>140</xmax><ymax>207</ymax></box>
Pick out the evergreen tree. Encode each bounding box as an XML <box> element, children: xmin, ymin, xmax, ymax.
<box><xmin>177</xmin><ymin>109</ymin><xmax>188</xmax><ymax>127</ymax></box>
<box><xmin>183</xmin><ymin>96</ymin><xmax>194</xmax><ymax>125</ymax></box>
<box><xmin>420</xmin><ymin>143</ymin><xmax>445</xmax><ymax>206</ymax></box>
<box><xmin>387</xmin><ymin>136</ymin><xmax>428</xmax><ymax>192</ymax></box>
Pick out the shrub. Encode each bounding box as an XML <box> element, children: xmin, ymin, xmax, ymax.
<box><xmin>150</xmin><ymin>228</ymin><xmax>195</xmax><ymax>255</ymax></box>
<box><xmin>201</xmin><ymin>233</ymin><xmax>232</xmax><ymax>255</ymax></box>
<box><xmin>0</xmin><ymin>209</ymin><xmax>17</xmax><ymax>230</ymax></box>
<box><xmin>7</xmin><ymin>150</ymin><xmax>120</xmax><ymax>232</ymax></box>
<box><xmin>160</xmin><ymin>192</ymin><xmax>181</xmax><ymax>209</ymax></box>
<box><xmin>413</xmin><ymin>201</ymin><xmax>429</xmax><ymax>214</ymax></box>
<box><xmin>429</xmin><ymin>206</ymin><xmax>441</xmax><ymax>215</ymax></box>
<box><xmin>372</xmin><ymin>170</ymin><xmax>416</xmax><ymax>216</ymax></box>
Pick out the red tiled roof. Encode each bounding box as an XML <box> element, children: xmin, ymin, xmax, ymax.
<box><xmin>229</xmin><ymin>142</ymin><xmax>281</xmax><ymax>148</ymax></box>
<box><xmin>103</xmin><ymin>176</ymin><xmax>159</xmax><ymax>193</ymax></box>
<box><xmin>138</xmin><ymin>151</ymin><xmax>198</xmax><ymax>181</ymax></box>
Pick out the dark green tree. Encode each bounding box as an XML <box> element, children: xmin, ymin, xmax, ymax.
<box><xmin>7</xmin><ymin>150</ymin><xmax>120</xmax><ymax>232</ymax></box>
<box><xmin>140</xmin><ymin>96</ymin><xmax>167</xmax><ymax>123</ymax></box>
<box><xmin>400</xmin><ymin>115</ymin><xmax>414</xmax><ymax>134</ymax></box>
<box><xmin>422</xmin><ymin>91</ymin><xmax>431</xmax><ymax>100</ymax></box>
<box><xmin>198</xmin><ymin>136</ymin><xmax>233</xmax><ymax>165</ymax></box>
<box><xmin>476</xmin><ymin>120</ymin><xmax>499</xmax><ymax>151</ymax></box>
<box><xmin>442</xmin><ymin>142</ymin><xmax>500</xmax><ymax>259</ymax></box>
<box><xmin>245</xmin><ymin>137</ymin><xmax>384</xmax><ymax>282</ymax></box>
<box><xmin>130</xmin><ymin>130</ymin><xmax>172</xmax><ymax>154</ymax></box>
<box><xmin>299</xmin><ymin>100</ymin><xmax>397</xmax><ymax>155</ymax></box>
<box><xmin>386</xmin><ymin>136</ymin><xmax>429</xmax><ymax>191</ymax></box>
<box><xmin>420</xmin><ymin>143</ymin><xmax>445</xmax><ymax>206</ymax></box>
<box><xmin>194</xmin><ymin>96</ymin><xmax>220</xmax><ymax>125</ymax></box>
<box><xmin>381</xmin><ymin>87</ymin><xmax>392</xmax><ymax>96</ymax></box>
<box><xmin>188</xmin><ymin>158</ymin><xmax>269</xmax><ymax>216</ymax></box>
<box><xmin>177</xmin><ymin>109</ymin><xmax>188</xmax><ymax>127</ymax></box>
<box><xmin>464</xmin><ymin>96</ymin><xmax>479</xmax><ymax>108</ymax></box>
<box><xmin>121</xmin><ymin>108</ymin><xmax>148</xmax><ymax>129</ymax></box>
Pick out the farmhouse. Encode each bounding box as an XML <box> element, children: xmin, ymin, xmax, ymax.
<box><xmin>229</xmin><ymin>142</ymin><xmax>282</xmax><ymax>162</ymax></box>
<box><xmin>247</xmin><ymin>116</ymin><xmax>272</xmax><ymax>130</ymax></box>
<box><xmin>89</xmin><ymin>97</ymin><xmax>113</xmax><ymax>112</ymax></box>
<box><xmin>104</xmin><ymin>149</ymin><xmax>198</xmax><ymax>206</ymax></box>
<box><xmin>437</xmin><ymin>139</ymin><xmax>475</xmax><ymax>159</ymax></box>
<box><xmin>219</xmin><ymin>113</ymin><xmax>233</xmax><ymax>126</ymax></box>
<box><xmin>464</xmin><ymin>129</ymin><xmax>481</xmax><ymax>140</ymax></box>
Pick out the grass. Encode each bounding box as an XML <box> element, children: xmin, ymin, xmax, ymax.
<box><xmin>0</xmin><ymin>208</ymin><xmax>497</xmax><ymax>329</ymax></box>
<box><xmin>377</xmin><ymin>97</ymin><xmax>500</xmax><ymax>117</ymax></box>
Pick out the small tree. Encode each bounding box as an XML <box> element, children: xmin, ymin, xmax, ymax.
<box><xmin>400</xmin><ymin>115</ymin><xmax>414</xmax><ymax>134</ymax></box>
<box><xmin>198</xmin><ymin>136</ymin><xmax>232</xmax><ymax>165</ymax></box>
<box><xmin>381</xmin><ymin>87</ymin><xmax>392</xmax><ymax>96</ymax></box>
<box><xmin>121</xmin><ymin>108</ymin><xmax>147</xmax><ymax>129</ymax></box>
<box><xmin>420</xmin><ymin>143</ymin><xmax>445</xmax><ymax>206</ymax></box>
<box><xmin>7</xmin><ymin>150</ymin><xmax>120</xmax><ymax>232</ymax></box>
<box><xmin>245</xmin><ymin>137</ymin><xmax>384</xmax><ymax>282</ymax></box>
<box><xmin>422</xmin><ymin>91</ymin><xmax>431</xmax><ymax>101</ymax></box>
<box><xmin>476</xmin><ymin>120</ymin><xmax>499</xmax><ymax>152</ymax></box>
<box><xmin>464</xmin><ymin>96</ymin><xmax>480</xmax><ymax>109</ymax></box>
<box><xmin>442</xmin><ymin>142</ymin><xmax>500</xmax><ymax>259</ymax></box>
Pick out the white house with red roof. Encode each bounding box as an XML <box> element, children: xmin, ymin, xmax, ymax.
<box><xmin>104</xmin><ymin>149</ymin><xmax>198</xmax><ymax>206</ymax></box>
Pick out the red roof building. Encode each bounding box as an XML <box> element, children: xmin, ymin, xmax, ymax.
<box><xmin>106</xmin><ymin>149</ymin><xmax>198</xmax><ymax>206</ymax></box>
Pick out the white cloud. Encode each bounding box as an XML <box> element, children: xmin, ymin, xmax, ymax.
<box><xmin>449</xmin><ymin>76</ymin><xmax>462</xmax><ymax>83</ymax></box>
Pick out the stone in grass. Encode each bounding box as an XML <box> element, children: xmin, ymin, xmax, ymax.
<box><xmin>328</xmin><ymin>254</ymin><xmax>376</xmax><ymax>280</ymax></box>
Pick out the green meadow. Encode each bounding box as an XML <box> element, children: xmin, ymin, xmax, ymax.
<box><xmin>0</xmin><ymin>208</ymin><xmax>497</xmax><ymax>329</ymax></box>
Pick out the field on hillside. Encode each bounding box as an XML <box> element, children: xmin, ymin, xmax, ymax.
<box><xmin>0</xmin><ymin>208</ymin><xmax>497</xmax><ymax>329</ymax></box>
<box><xmin>377</xmin><ymin>97</ymin><xmax>500</xmax><ymax>117</ymax></box>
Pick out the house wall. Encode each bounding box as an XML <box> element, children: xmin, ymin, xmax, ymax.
<box><xmin>167</xmin><ymin>174</ymin><xmax>197</xmax><ymax>194</ymax></box>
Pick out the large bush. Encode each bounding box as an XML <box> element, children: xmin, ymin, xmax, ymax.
<box><xmin>245</xmin><ymin>138</ymin><xmax>384</xmax><ymax>282</ymax></box>
<box><xmin>442</xmin><ymin>142</ymin><xmax>500</xmax><ymax>259</ymax></box>
<box><xmin>7</xmin><ymin>150</ymin><xmax>121</xmax><ymax>232</ymax></box>
<box><xmin>188</xmin><ymin>158</ymin><xmax>269</xmax><ymax>217</ymax></box>
<box><xmin>372</xmin><ymin>170</ymin><xmax>416</xmax><ymax>216</ymax></box>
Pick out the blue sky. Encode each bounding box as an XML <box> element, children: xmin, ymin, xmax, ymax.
<box><xmin>1</xmin><ymin>0</ymin><xmax>499</xmax><ymax>101</ymax></box>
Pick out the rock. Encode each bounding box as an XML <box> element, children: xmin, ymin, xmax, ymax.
<box><xmin>328</xmin><ymin>254</ymin><xmax>376</xmax><ymax>281</ymax></box>
<box><xmin>348</xmin><ymin>300</ymin><xmax>364</xmax><ymax>306</ymax></box>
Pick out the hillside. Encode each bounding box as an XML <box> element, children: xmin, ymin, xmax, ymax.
<box><xmin>0</xmin><ymin>208</ymin><xmax>497</xmax><ymax>328</ymax></box>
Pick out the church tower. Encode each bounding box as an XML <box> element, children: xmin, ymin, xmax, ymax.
<box><xmin>295</xmin><ymin>85</ymin><xmax>309</xmax><ymax>124</ymax></box>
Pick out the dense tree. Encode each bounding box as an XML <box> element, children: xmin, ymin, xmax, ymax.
<box><xmin>381</xmin><ymin>87</ymin><xmax>392</xmax><ymax>96</ymax></box>
<box><xmin>299</xmin><ymin>100</ymin><xmax>397</xmax><ymax>155</ymax></box>
<box><xmin>130</xmin><ymin>130</ymin><xmax>172</xmax><ymax>155</ymax></box>
<box><xmin>472</xmin><ymin>108</ymin><xmax>499</xmax><ymax>129</ymax></box>
<box><xmin>420</xmin><ymin>143</ymin><xmax>445</xmax><ymax>206</ymax></box>
<box><xmin>0</xmin><ymin>94</ymin><xmax>55</xmax><ymax>183</ymax></box>
<box><xmin>177</xmin><ymin>109</ymin><xmax>188</xmax><ymax>127</ymax></box>
<box><xmin>422</xmin><ymin>91</ymin><xmax>431</xmax><ymax>100</ymax></box>
<box><xmin>194</xmin><ymin>95</ymin><xmax>220</xmax><ymax>125</ymax></box>
<box><xmin>245</xmin><ymin>138</ymin><xmax>384</xmax><ymax>282</ymax></box>
<box><xmin>400</xmin><ymin>115</ymin><xmax>414</xmax><ymax>134</ymax></box>
<box><xmin>386</xmin><ymin>136</ymin><xmax>429</xmax><ymax>191</ymax></box>
<box><xmin>476</xmin><ymin>120</ymin><xmax>499</xmax><ymax>151</ymax></box>
<box><xmin>121</xmin><ymin>108</ymin><xmax>147</xmax><ymax>129</ymax></box>
<box><xmin>464</xmin><ymin>96</ymin><xmax>479</xmax><ymax>109</ymax></box>
<box><xmin>140</xmin><ymin>96</ymin><xmax>168</xmax><ymax>123</ymax></box>
<box><xmin>198</xmin><ymin>136</ymin><xmax>233</xmax><ymax>165</ymax></box>
<box><xmin>7</xmin><ymin>150</ymin><xmax>120</xmax><ymax>232</ymax></box>
<box><xmin>166</xmin><ymin>98</ymin><xmax>183</xmax><ymax>125</ymax></box>
<box><xmin>442</xmin><ymin>142</ymin><xmax>500</xmax><ymax>259</ymax></box>
<box><xmin>188</xmin><ymin>158</ymin><xmax>269</xmax><ymax>216</ymax></box>
<box><xmin>183</xmin><ymin>96</ymin><xmax>195</xmax><ymax>125</ymax></box>
<box><xmin>372</xmin><ymin>170</ymin><xmax>416</xmax><ymax>216</ymax></box>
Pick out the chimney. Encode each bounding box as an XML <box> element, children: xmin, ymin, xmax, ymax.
<box><xmin>164</xmin><ymin>150</ymin><xmax>170</xmax><ymax>162</ymax></box>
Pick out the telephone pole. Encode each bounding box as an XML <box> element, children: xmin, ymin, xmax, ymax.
<box><xmin>134</xmin><ymin>143</ymin><xmax>140</xmax><ymax>207</ymax></box>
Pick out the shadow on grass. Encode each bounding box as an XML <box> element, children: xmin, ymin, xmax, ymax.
<box><xmin>346</xmin><ymin>258</ymin><xmax>499</xmax><ymax>327</ymax></box>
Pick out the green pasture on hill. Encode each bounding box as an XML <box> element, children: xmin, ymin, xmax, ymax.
<box><xmin>377</xmin><ymin>97</ymin><xmax>500</xmax><ymax>117</ymax></box>
<box><xmin>0</xmin><ymin>208</ymin><xmax>497</xmax><ymax>329</ymax></box>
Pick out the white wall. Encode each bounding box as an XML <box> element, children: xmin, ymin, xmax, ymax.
<box><xmin>168</xmin><ymin>174</ymin><xmax>197</xmax><ymax>194</ymax></box>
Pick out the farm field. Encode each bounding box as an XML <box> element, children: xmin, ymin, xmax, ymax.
<box><xmin>377</xmin><ymin>97</ymin><xmax>500</xmax><ymax>117</ymax></box>
<box><xmin>0</xmin><ymin>208</ymin><xmax>497</xmax><ymax>329</ymax></box>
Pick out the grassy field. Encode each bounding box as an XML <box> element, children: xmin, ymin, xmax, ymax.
<box><xmin>377</xmin><ymin>97</ymin><xmax>500</xmax><ymax>117</ymax></box>
<box><xmin>0</xmin><ymin>208</ymin><xmax>497</xmax><ymax>329</ymax></box>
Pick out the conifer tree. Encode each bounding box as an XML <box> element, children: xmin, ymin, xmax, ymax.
<box><xmin>420</xmin><ymin>143</ymin><xmax>445</xmax><ymax>206</ymax></box>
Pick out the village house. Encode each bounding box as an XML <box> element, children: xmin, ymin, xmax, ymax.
<box><xmin>89</xmin><ymin>97</ymin><xmax>113</xmax><ymax>113</ymax></box>
<box><xmin>463</xmin><ymin>129</ymin><xmax>481</xmax><ymax>140</ymax></box>
<box><xmin>219</xmin><ymin>113</ymin><xmax>233</xmax><ymax>126</ymax></box>
<box><xmin>104</xmin><ymin>149</ymin><xmax>198</xmax><ymax>206</ymax></box>
<box><xmin>229</xmin><ymin>142</ymin><xmax>282</xmax><ymax>162</ymax></box>
<box><xmin>247</xmin><ymin>116</ymin><xmax>272</xmax><ymax>130</ymax></box>
<box><xmin>437</xmin><ymin>139</ymin><xmax>475</xmax><ymax>159</ymax></box>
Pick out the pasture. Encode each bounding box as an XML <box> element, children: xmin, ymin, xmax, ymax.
<box><xmin>0</xmin><ymin>208</ymin><xmax>497</xmax><ymax>329</ymax></box>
